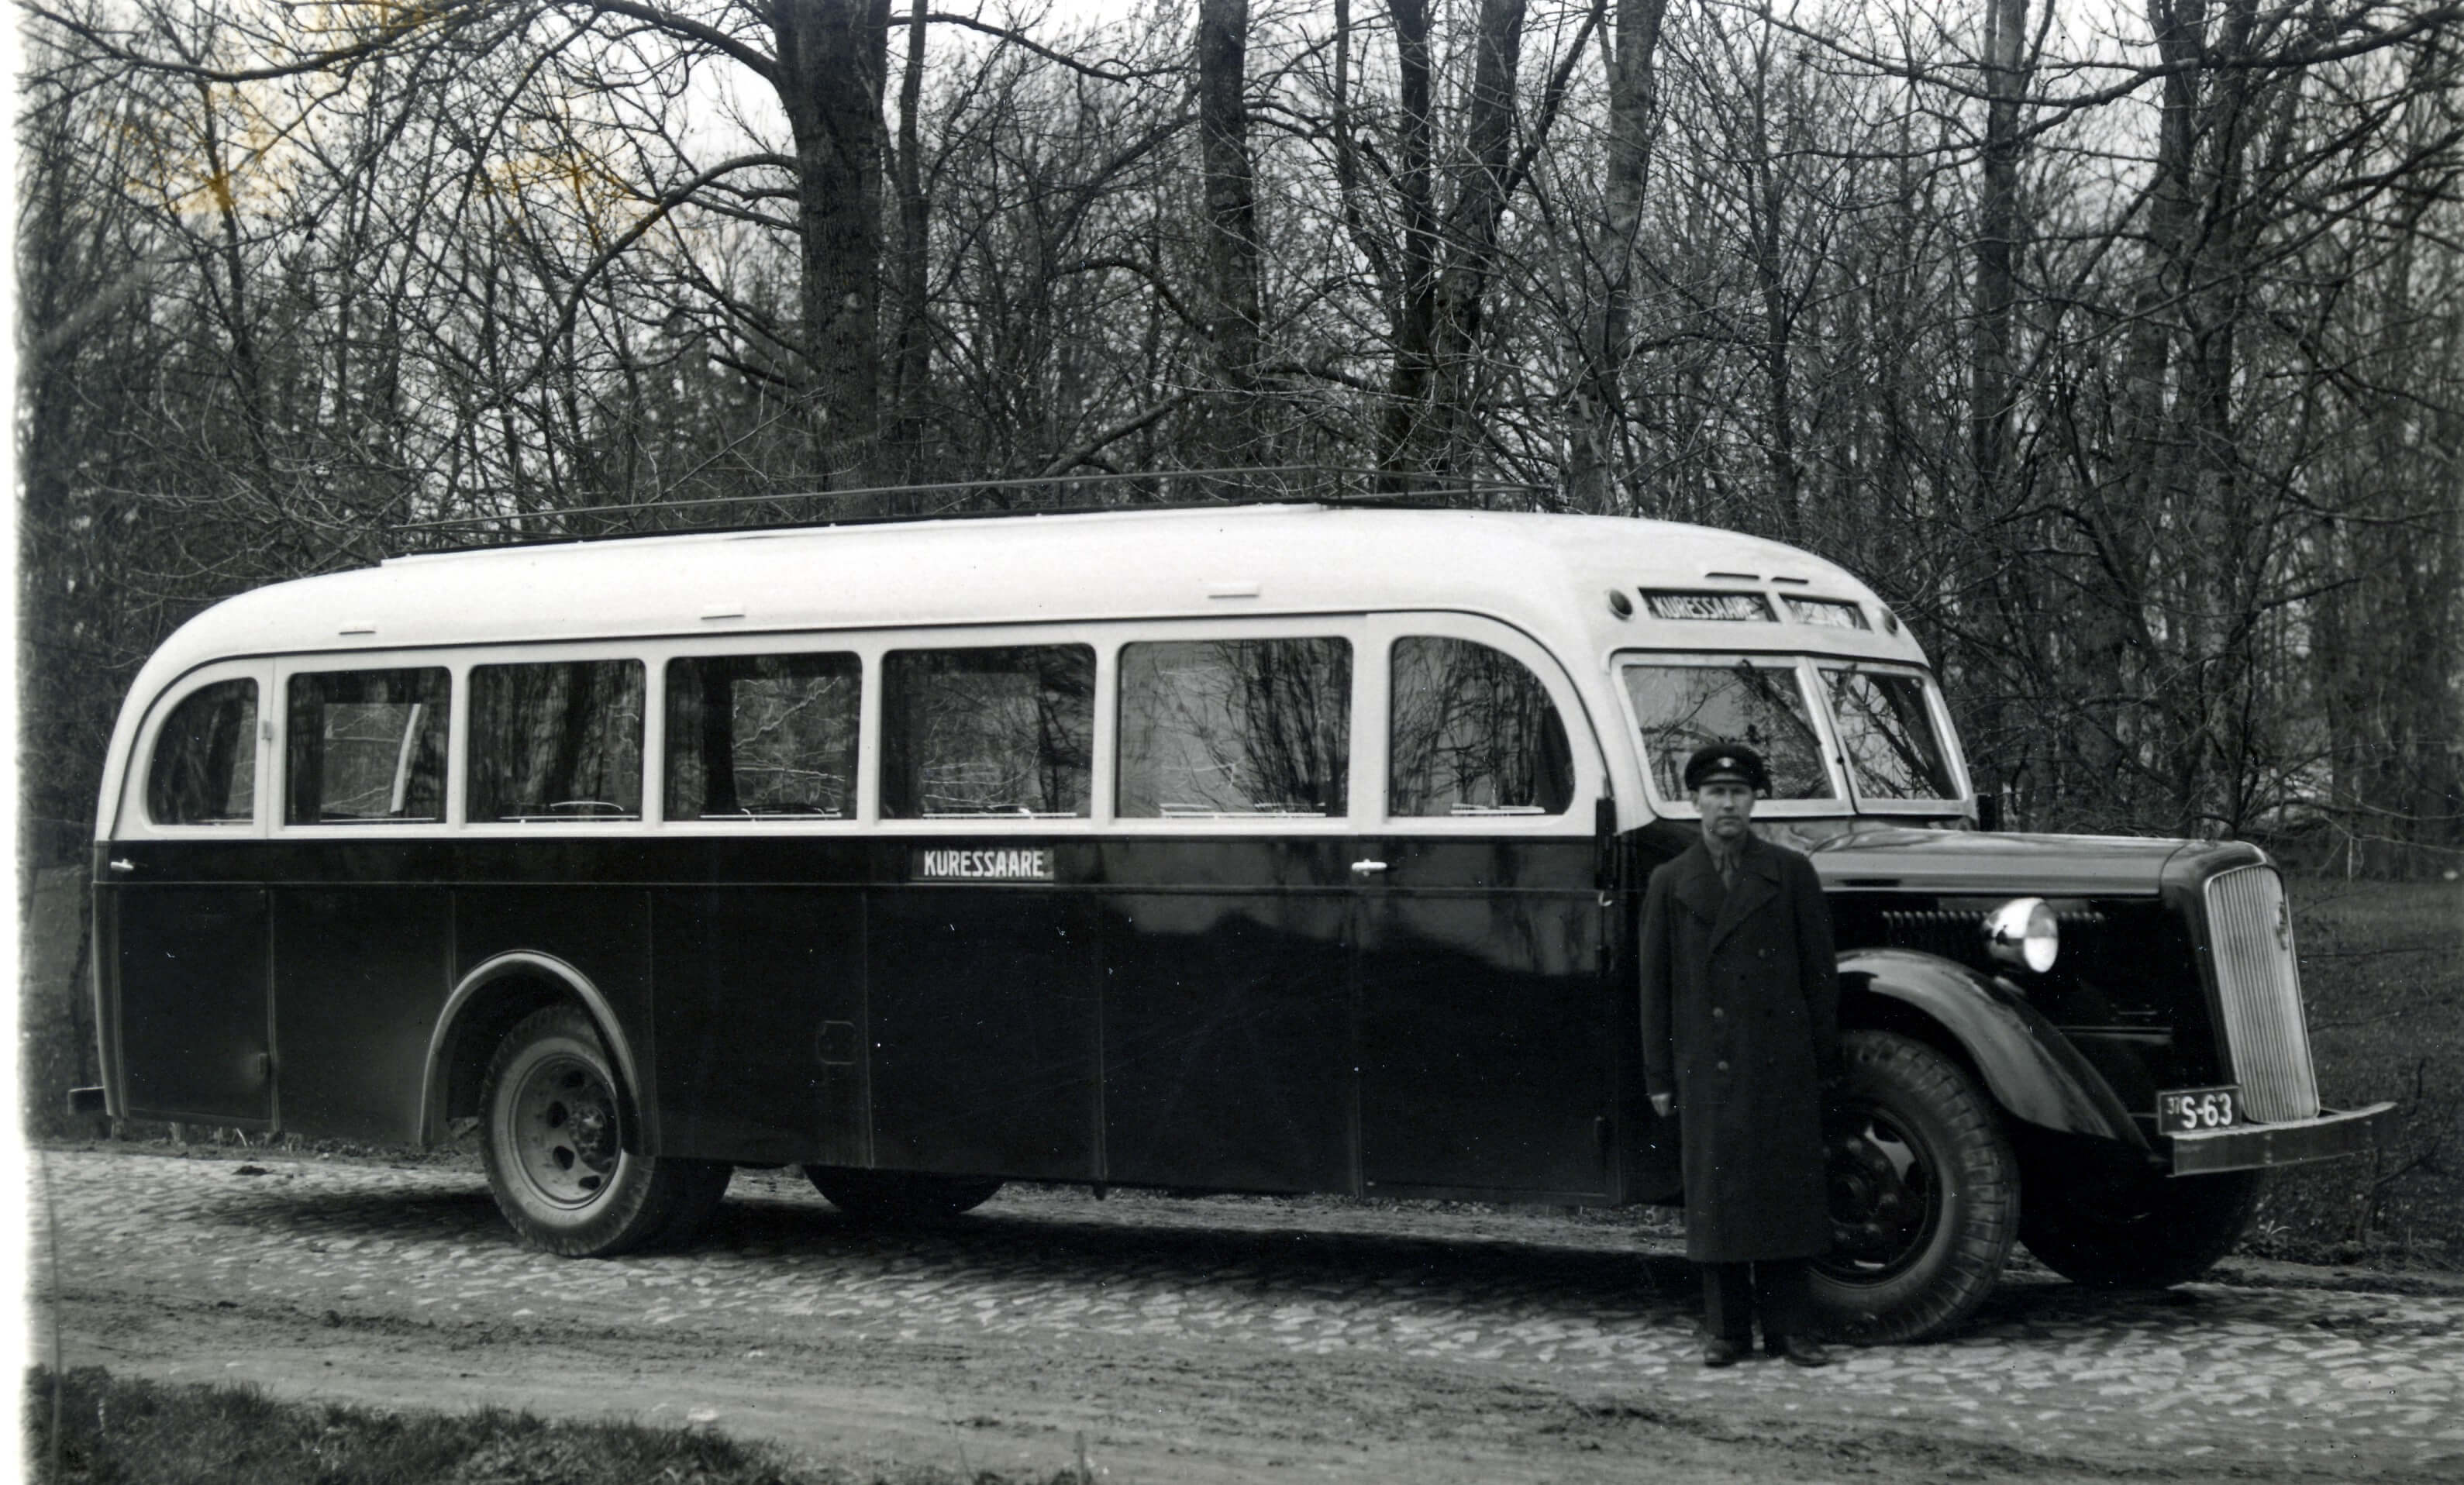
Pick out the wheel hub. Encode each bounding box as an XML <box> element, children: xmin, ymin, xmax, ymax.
<box><xmin>1821</xmin><ymin>1106</ymin><xmax>1939</xmax><ymax>1280</ymax></box>
<box><xmin>509</xmin><ymin>1054</ymin><xmax>621</xmax><ymax>1209</ymax></box>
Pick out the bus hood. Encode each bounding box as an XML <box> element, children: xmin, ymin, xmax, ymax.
<box><xmin>1796</xmin><ymin>825</ymin><xmax>2263</xmax><ymax>898</ymax></box>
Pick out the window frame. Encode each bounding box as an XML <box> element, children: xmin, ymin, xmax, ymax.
<box><xmin>1815</xmin><ymin>660</ymin><xmax>1973</xmax><ymax>815</ymax></box>
<box><xmin>450</xmin><ymin>642</ymin><xmax>652</xmax><ymax>837</ymax></box>
<box><xmin>659</xmin><ymin>645</ymin><xmax>867</xmax><ymax>829</ymax></box>
<box><xmin>1111</xmin><ymin>627</ymin><xmax>1360</xmax><ymax>828</ymax></box>
<box><xmin>1368</xmin><ymin>613</ymin><xmax>1604</xmax><ymax>835</ymax></box>
<box><xmin>125</xmin><ymin>660</ymin><xmax>273</xmax><ymax>838</ymax></box>
<box><xmin>272</xmin><ymin>656</ymin><xmax>457</xmax><ymax>833</ymax></box>
<box><xmin>1613</xmin><ymin>650</ymin><xmax>1853</xmax><ymax>820</ymax></box>
<box><xmin>1086</xmin><ymin>615</ymin><xmax>1368</xmax><ymax>836</ymax></box>
<box><xmin>879</xmin><ymin>638</ymin><xmax>1101</xmax><ymax>825</ymax></box>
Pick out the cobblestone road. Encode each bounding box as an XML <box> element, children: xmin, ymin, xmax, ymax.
<box><xmin>29</xmin><ymin>1146</ymin><xmax>2464</xmax><ymax>1480</ymax></box>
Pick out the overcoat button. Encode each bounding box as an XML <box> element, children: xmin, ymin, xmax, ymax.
<box><xmin>1712</xmin><ymin>1007</ymin><xmax>1724</xmax><ymax>1018</ymax></box>
<box><xmin>1716</xmin><ymin>1059</ymin><xmax>1728</xmax><ymax>1071</ymax></box>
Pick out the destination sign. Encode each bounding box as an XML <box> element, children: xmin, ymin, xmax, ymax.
<box><xmin>1641</xmin><ymin>589</ymin><xmax>1775</xmax><ymax>622</ymax></box>
<box><xmin>1782</xmin><ymin>594</ymin><xmax>1870</xmax><ymax>630</ymax></box>
<box><xmin>912</xmin><ymin>847</ymin><xmax>1056</xmax><ymax>882</ymax></box>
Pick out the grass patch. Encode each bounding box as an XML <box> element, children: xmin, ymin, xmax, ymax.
<box><xmin>2242</xmin><ymin>878</ymin><xmax>2464</xmax><ymax>1269</ymax></box>
<box><xmin>22</xmin><ymin>1366</ymin><xmax>1087</xmax><ymax>1485</ymax></box>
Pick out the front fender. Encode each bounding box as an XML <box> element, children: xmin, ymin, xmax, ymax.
<box><xmin>1839</xmin><ymin>947</ymin><xmax>2143</xmax><ymax>1150</ymax></box>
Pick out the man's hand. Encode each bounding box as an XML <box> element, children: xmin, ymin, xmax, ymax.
<box><xmin>1650</xmin><ymin>1092</ymin><xmax>1673</xmax><ymax>1118</ymax></box>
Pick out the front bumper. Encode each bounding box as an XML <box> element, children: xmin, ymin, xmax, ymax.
<box><xmin>2166</xmin><ymin>1102</ymin><xmax>2394</xmax><ymax>1175</ymax></box>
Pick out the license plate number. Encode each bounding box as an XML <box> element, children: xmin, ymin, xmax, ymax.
<box><xmin>2159</xmin><ymin>1087</ymin><xmax>2240</xmax><ymax>1133</ymax></box>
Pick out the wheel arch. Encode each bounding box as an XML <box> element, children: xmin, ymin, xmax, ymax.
<box><xmin>1837</xmin><ymin>947</ymin><xmax>2144</xmax><ymax>1151</ymax></box>
<box><xmin>419</xmin><ymin>951</ymin><xmax>646</xmax><ymax>1148</ymax></box>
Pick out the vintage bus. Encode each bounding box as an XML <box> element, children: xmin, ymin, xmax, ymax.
<box><xmin>81</xmin><ymin>499</ymin><xmax>2389</xmax><ymax>1342</ymax></box>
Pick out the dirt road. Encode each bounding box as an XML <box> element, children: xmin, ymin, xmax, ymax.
<box><xmin>27</xmin><ymin>1145</ymin><xmax>2464</xmax><ymax>1483</ymax></box>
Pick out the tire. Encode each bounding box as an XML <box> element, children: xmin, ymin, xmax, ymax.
<box><xmin>1811</xmin><ymin>1030</ymin><xmax>2020</xmax><ymax>1343</ymax></box>
<box><xmin>2021</xmin><ymin>1167</ymin><xmax>2261</xmax><ymax>1288</ymax></box>
<box><xmin>480</xmin><ymin>1005</ymin><xmax>731</xmax><ymax>1256</ymax></box>
<box><xmin>803</xmin><ymin>1166</ymin><xmax>1004</xmax><ymax>1222</ymax></box>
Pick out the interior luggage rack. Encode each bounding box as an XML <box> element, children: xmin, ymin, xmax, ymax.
<box><xmin>391</xmin><ymin>466</ymin><xmax>1554</xmax><ymax>553</ymax></box>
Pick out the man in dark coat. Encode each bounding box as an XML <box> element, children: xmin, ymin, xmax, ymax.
<box><xmin>1640</xmin><ymin>743</ymin><xmax>1841</xmax><ymax>1367</ymax></box>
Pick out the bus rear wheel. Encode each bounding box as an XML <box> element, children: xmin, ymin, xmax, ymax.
<box><xmin>1811</xmin><ymin>1030</ymin><xmax>2019</xmax><ymax>1343</ymax></box>
<box><xmin>481</xmin><ymin>1004</ymin><xmax>731</xmax><ymax>1256</ymax></box>
<box><xmin>2020</xmin><ymin>1167</ymin><xmax>2261</xmax><ymax>1288</ymax></box>
<box><xmin>804</xmin><ymin>1166</ymin><xmax>1004</xmax><ymax>1222</ymax></box>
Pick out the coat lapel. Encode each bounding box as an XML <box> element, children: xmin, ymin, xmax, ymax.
<box><xmin>1708</xmin><ymin>837</ymin><xmax>1780</xmax><ymax>949</ymax></box>
<box><xmin>1669</xmin><ymin>842</ymin><xmax>1727</xmax><ymax>929</ymax></box>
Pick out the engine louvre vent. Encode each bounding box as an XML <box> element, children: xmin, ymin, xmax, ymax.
<box><xmin>2204</xmin><ymin>865</ymin><xmax>2321</xmax><ymax>1122</ymax></box>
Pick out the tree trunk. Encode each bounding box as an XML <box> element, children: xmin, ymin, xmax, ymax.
<box><xmin>1425</xmin><ymin>0</ymin><xmax>1530</xmax><ymax>468</ymax></box>
<box><xmin>2069</xmin><ymin>0</ymin><xmax>2207</xmax><ymax>816</ymax></box>
<box><xmin>887</xmin><ymin>1</ymin><xmax>930</xmax><ymax>481</ymax></box>
<box><xmin>1568</xmin><ymin>0</ymin><xmax>1667</xmax><ymax>513</ymax></box>
<box><xmin>770</xmin><ymin>0</ymin><xmax>892</xmax><ymax>484</ymax></box>
<box><xmin>1741</xmin><ymin>38</ymin><xmax>1802</xmax><ymax>543</ymax></box>
<box><xmin>1197</xmin><ymin>0</ymin><xmax>1265</xmax><ymax>473</ymax></box>
<box><xmin>1969</xmin><ymin>0</ymin><xmax>2028</xmax><ymax>495</ymax></box>
<box><xmin>1378</xmin><ymin>0</ymin><xmax>1439</xmax><ymax>478</ymax></box>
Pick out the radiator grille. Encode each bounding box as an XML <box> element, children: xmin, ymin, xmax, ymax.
<box><xmin>2204</xmin><ymin>865</ymin><xmax>2321</xmax><ymax>1122</ymax></box>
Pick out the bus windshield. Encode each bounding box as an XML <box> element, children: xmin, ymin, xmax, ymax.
<box><xmin>1821</xmin><ymin>665</ymin><xmax>1957</xmax><ymax>802</ymax></box>
<box><xmin>1622</xmin><ymin>656</ymin><xmax>1960</xmax><ymax>811</ymax></box>
<box><xmin>1621</xmin><ymin>660</ymin><xmax>1836</xmax><ymax>801</ymax></box>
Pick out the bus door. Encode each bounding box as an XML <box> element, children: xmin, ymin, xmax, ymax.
<box><xmin>106</xmin><ymin>661</ymin><xmax>276</xmax><ymax>1127</ymax></box>
<box><xmin>1352</xmin><ymin>618</ymin><xmax>1619</xmax><ymax>1200</ymax></box>
<box><xmin>1096</xmin><ymin>622</ymin><xmax>1362</xmax><ymax>1194</ymax></box>
<box><xmin>864</xmin><ymin>641</ymin><xmax>1105</xmax><ymax>1183</ymax></box>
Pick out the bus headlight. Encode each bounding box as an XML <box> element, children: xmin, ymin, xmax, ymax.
<box><xmin>1983</xmin><ymin>898</ymin><xmax>2059</xmax><ymax>973</ymax></box>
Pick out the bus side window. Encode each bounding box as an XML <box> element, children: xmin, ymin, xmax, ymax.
<box><xmin>146</xmin><ymin>679</ymin><xmax>259</xmax><ymax>826</ymax></box>
<box><xmin>1117</xmin><ymin>638</ymin><xmax>1351</xmax><ymax>818</ymax></box>
<box><xmin>666</xmin><ymin>653</ymin><xmax>860</xmax><ymax>819</ymax></box>
<box><xmin>880</xmin><ymin>646</ymin><xmax>1094</xmax><ymax>818</ymax></box>
<box><xmin>1387</xmin><ymin>638</ymin><xmax>1573</xmax><ymax>818</ymax></box>
<box><xmin>469</xmin><ymin>660</ymin><xmax>646</xmax><ymax>822</ymax></box>
<box><xmin>286</xmin><ymin>668</ymin><xmax>450</xmax><ymax>824</ymax></box>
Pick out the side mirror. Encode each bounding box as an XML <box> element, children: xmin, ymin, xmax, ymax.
<box><xmin>1975</xmin><ymin>792</ymin><xmax>2002</xmax><ymax>832</ymax></box>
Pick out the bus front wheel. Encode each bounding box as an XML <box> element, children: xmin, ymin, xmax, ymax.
<box><xmin>804</xmin><ymin>1166</ymin><xmax>1004</xmax><ymax>1222</ymax></box>
<box><xmin>1811</xmin><ymin>1030</ymin><xmax>2019</xmax><ymax>1343</ymax></box>
<box><xmin>480</xmin><ymin>1005</ymin><xmax>731</xmax><ymax>1256</ymax></box>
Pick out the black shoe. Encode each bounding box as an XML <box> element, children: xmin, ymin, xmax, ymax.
<box><xmin>1701</xmin><ymin>1335</ymin><xmax>1748</xmax><ymax>1368</ymax></box>
<box><xmin>1767</xmin><ymin>1335</ymin><xmax>1831</xmax><ymax>1368</ymax></box>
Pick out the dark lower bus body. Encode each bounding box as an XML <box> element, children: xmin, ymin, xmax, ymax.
<box><xmin>98</xmin><ymin>829</ymin><xmax>1671</xmax><ymax>1204</ymax></box>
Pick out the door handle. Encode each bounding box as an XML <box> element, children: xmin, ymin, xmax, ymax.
<box><xmin>1350</xmin><ymin>859</ymin><xmax>1389</xmax><ymax>876</ymax></box>
<box><xmin>108</xmin><ymin>858</ymin><xmax>136</xmax><ymax>876</ymax></box>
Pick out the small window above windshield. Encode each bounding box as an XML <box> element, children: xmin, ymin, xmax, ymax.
<box><xmin>1783</xmin><ymin>596</ymin><xmax>1868</xmax><ymax>630</ymax></box>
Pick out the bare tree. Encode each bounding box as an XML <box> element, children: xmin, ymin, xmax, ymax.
<box><xmin>1197</xmin><ymin>0</ymin><xmax>1266</xmax><ymax>463</ymax></box>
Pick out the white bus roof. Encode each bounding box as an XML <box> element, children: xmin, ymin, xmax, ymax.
<box><xmin>102</xmin><ymin>505</ymin><xmax>1946</xmax><ymax>838</ymax></box>
<box><xmin>126</xmin><ymin>505</ymin><xmax>1928</xmax><ymax>680</ymax></box>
